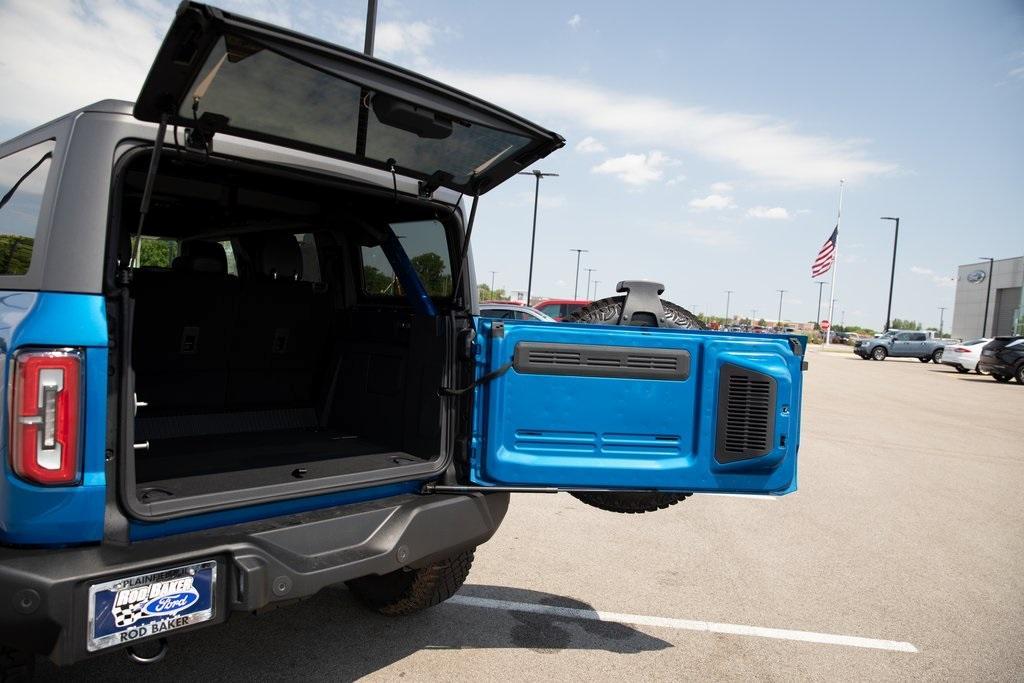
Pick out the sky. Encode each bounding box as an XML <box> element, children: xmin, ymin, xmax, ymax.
<box><xmin>0</xmin><ymin>0</ymin><xmax>1021</xmax><ymax>329</ymax></box>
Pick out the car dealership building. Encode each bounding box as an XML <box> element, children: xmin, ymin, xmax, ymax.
<box><xmin>951</xmin><ymin>256</ymin><xmax>1023</xmax><ymax>340</ymax></box>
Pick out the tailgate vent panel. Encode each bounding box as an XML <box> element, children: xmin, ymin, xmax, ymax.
<box><xmin>514</xmin><ymin>342</ymin><xmax>689</xmax><ymax>380</ymax></box>
<box><xmin>715</xmin><ymin>364</ymin><xmax>777</xmax><ymax>462</ymax></box>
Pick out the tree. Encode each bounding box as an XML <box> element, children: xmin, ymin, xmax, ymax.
<box><xmin>890</xmin><ymin>318</ymin><xmax>922</xmax><ymax>331</ymax></box>
<box><xmin>0</xmin><ymin>234</ymin><xmax>34</xmax><ymax>275</ymax></box>
<box><xmin>410</xmin><ymin>252</ymin><xmax>451</xmax><ymax>295</ymax></box>
<box><xmin>363</xmin><ymin>265</ymin><xmax>397</xmax><ymax>295</ymax></box>
<box><xmin>478</xmin><ymin>283</ymin><xmax>510</xmax><ymax>301</ymax></box>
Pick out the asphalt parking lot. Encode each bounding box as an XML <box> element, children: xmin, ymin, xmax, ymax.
<box><xmin>40</xmin><ymin>347</ymin><xmax>1024</xmax><ymax>681</ymax></box>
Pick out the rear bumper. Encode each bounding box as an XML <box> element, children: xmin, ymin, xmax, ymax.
<box><xmin>0</xmin><ymin>491</ymin><xmax>508</xmax><ymax>666</ymax></box>
<box><xmin>977</xmin><ymin>358</ymin><xmax>1012</xmax><ymax>375</ymax></box>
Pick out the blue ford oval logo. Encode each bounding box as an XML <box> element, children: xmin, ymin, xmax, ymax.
<box><xmin>966</xmin><ymin>269</ymin><xmax>986</xmax><ymax>284</ymax></box>
<box><xmin>143</xmin><ymin>591</ymin><xmax>199</xmax><ymax>616</ymax></box>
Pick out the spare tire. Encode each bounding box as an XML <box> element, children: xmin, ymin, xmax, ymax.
<box><xmin>566</xmin><ymin>295</ymin><xmax>703</xmax><ymax>514</ymax></box>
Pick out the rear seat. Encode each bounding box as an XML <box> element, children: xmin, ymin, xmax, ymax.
<box><xmin>132</xmin><ymin>240</ymin><xmax>237</xmax><ymax>413</ymax></box>
<box><xmin>227</xmin><ymin>232</ymin><xmax>329</xmax><ymax>409</ymax></box>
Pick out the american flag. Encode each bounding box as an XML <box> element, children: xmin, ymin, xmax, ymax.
<box><xmin>811</xmin><ymin>226</ymin><xmax>838</xmax><ymax>278</ymax></box>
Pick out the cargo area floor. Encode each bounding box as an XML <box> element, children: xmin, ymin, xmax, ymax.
<box><xmin>135</xmin><ymin>429</ymin><xmax>427</xmax><ymax>500</ymax></box>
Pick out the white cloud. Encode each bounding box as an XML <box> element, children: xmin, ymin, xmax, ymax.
<box><xmin>746</xmin><ymin>206</ymin><xmax>790</xmax><ymax>220</ymax></box>
<box><xmin>574</xmin><ymin>136</ymin><xmax>607</xmax><ymax>153</ymax></box>
<box><xmin>665</xmin><ymin>174</ymin><xmax>687</xmax><ymax>186</ymax></box>
<box><xmin>568</xmin><ymin>14</ymin><xmax>582</xmax><ymax>30</ymax></box>
<box><xmin>910</xmin><ymin>265</ymin><xmax>956</xmax><ymax>288</ymax></box>
<box><xmin>435</xmin><ymin>71</ymin><xmax>896</xmax><ymax>186</ymax></box>
<box><xmin>591</xmin><ymin>151</ymin><xmax>675</xmax><ymax>186</ymax></box>
<box><xmin>710</xmin><ymin>181</ymin><xmax>733</xmax><ymax>193</ymax></box>
<box><xmin>1011</xmin><ymin>66</ymin><xmax>1024</xmax><ymax>79</ymax></box>
<box><xmin>337</xmin><ymin>17</ymin><xmax>437</xmax><ymax>63</ymax></box>
<box><xmin>688</xmin><ymin>193</ymin><xmax>736</xmax><ymax>210</ymax></box>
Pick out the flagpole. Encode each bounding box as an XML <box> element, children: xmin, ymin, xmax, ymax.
<box><xmin>825</xmin><ymin>179</ymin><xmax>845</xmax><ymax>346</ymax></box>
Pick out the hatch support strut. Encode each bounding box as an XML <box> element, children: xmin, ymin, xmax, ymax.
<box><xmin>127</xmin><ymin>114</ymin><xmax>169</xmax><ymax>275</ymax></box>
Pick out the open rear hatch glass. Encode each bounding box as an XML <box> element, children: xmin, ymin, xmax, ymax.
<box><xmin>134</xmin><ymin>1</ymin><xmax>564</xmax><ymax>195</ymax></box>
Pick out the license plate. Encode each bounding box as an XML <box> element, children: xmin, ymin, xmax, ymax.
<box><xmin>87</xmin><ymin>560</ymin><xmax>217</xmax><ymax>652</ymax></box>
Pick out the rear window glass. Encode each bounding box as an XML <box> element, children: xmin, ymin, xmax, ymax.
<box><xmin>186</xmin><ymin>37</ymin><xmax>533</xmax><ymax>188</ymax></box>
<box><xmin>361</xmin><ymin>220</ymin><xmax>452</xmax><ymax>297</ymax></box>
<box><xmin>0</xmin><ymin>139</ymin><xmax>55</xmax><ymax>276</ymax></box>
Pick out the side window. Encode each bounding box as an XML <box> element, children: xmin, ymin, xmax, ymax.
<box><xmin>294</xmin><ymin>233</ymin><xmax>320</xmax><ymax>283</ymax></box>
<box><xmin>895</xmin><ymin>332</ymin><xmax>911</xmax><ymax>341</ymax></box>
<box><xmin>912</xmin><ymin>333</ymin><xmax>926</xmax><ymax>342</ymax></box>
<box><xmin>136</xmin><ymin>237</ymin><xmax>179</xmax><ymax>268</ymax></box>
<box><xmin>0</xmin><ymin>140</ymin><xmax>56</xmax><ymax>276</ymax></box>
<box><xmin>361</xmin><ymin>219</ymin><xmax>452</xmax><ymax>297</ymax></box>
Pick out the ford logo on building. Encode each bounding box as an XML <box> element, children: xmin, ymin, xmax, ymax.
<box><xmin>143</xmin><ymin>591</ymin><xmax>199</xmax><ymax>616</ymax></box>
<box><xmin>966</xmin><ymin>269</ymin><xmax>987</xmax><ymax>284</ymax></box>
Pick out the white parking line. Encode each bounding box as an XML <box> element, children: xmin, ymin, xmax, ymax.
<box><xmin>701</xmin><ymin>493</ymin><xmax>778</xmax><ymax>501</ymax></box>
<box><xmin>449</xmin><ymin>595</ymin><xmax>918</xmax><ymax>653</ymax></box>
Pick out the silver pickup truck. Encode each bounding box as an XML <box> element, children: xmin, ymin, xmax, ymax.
<box><xmin>853</xmin><ymin>331</ymin><xmax>951</xmax><ymax>363</ymax></box>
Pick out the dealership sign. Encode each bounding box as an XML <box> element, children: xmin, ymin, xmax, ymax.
<box><xmin>966</xmin><ymin>269</ymin><xmax>987</xmax><ymax>284</ymax></box>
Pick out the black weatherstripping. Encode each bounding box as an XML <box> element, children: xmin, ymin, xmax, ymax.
<box><xmin>513</xmin><ymin>342</ymin><xmax>690</xmax><ymax>381</ymax></box>
<box><xmin>715</xmin><ymin>363</ymin><xmax>777</xmax><ymax>463</ymax></box>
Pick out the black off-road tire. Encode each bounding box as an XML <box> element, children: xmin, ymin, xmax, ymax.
<box><xmin>346</xmin><ymin>549</ymin><xmax>474</xmax><ymax>616</ymax></box>
<box><xmin>566</xmin><ymin>295</ymin><xmax>702</xmax><ymax>514</ymax></box>
<box><xmin>570</xmin><ymin>491</ymin><xmax>691</xmax><ymax>514</ymax></box>
<box><xmin>931</xmin><ymin>348</ymin><xmax>944</xmax><ymax>364</ymax></box>
<box><xmin>0</xmin><ymin>645</ymin><xmax>34</xmax><ymax>682</ymax></box>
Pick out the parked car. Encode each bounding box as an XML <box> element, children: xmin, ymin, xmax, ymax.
<box><xmin>479</xmin><ymin>302</ymin><xmax>555</xmax><ymax>321</ymax></box>
<box><xmin>977</xmin><ymin>336</ymin><xmax>1024</xmax><ymax>384</ymax></box>
<box><xmin>941</xmin><ymin>338</ymin><xmax>992</xmax><ymax>374</ymax></box>
<box><xmin>534</xmin><ymin>298</ymin><xmax>591</xmax><ymax>321</ymax></box>
<box><xmin>0</xmin><ymin>3</ymin><xmax>806</xmax><ymax>674</ymax></box>
<box><xmin>853</xmin><ymin>331</ymin><xmax>951</xmax><ymax>362</ymax></box>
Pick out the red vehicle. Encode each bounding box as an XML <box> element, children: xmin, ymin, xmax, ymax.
<box><xmin>533</xmin><ymin>298</ymin><xmax>591</xmax><ymax>321</ymax></box>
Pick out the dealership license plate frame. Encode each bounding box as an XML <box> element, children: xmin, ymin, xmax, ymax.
<box><xmin>86</xmin><ymin>559</ymin><xmax>218</xmax><ymax>652</ymax></box>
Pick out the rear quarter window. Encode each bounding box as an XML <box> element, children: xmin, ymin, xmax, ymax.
<box><xmin>360</xmin><ymin>219</ymin><xmax>452</xmax><ymax>298</ymax></box>
<box><xmin>0</xmin><ymin>140</ymin><xmax>56</xmax><ymax>276</ymax></box>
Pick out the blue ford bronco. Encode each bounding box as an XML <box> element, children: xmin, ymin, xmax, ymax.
<box><xmin>0</xmin><ymin>3</ymin><xmax>804</xmax><ymax>676</ymax></box>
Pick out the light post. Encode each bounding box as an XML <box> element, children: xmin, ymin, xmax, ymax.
<box><xmin>814</xmin><ymin>280</ymin><xmax>825</xmax><ymax>330</ymax></box>
<box><xmin>570</xmin><ymin>249</ymin><xmax>588</xmax><ymax>298</ymax></box>
<box><xmin>880</xmin><ymin>217</ymin><xmax>900</xmax><ymax>332</ymax></box>
<box><xmin>724</xmin><ymin>290</ymin><xmax>734</xmax><ymax>323</ymax></box>
<box><xmin>776</xmin><ymin>289</ymin><xmax>786</xmax><ymax>329</ymax></box>
<box><xmin>489</xmin><ymin>270</ymin><xmax>497</xmax><ymax>291</ymax></box>
<box><xmin>751</xmin><ymin>309</ymin><xmax>758</xmax><ymax>326</ymax></box>
<box><xmin>938</xmin><ymin>306</ymin><xmax>946</xmax><ymax>338</ymax></box>
<box><xmin>518</xmin><ymin>170</ymin><xmax>559</xmax><ymax>305</ymax></box>
<box><xmin>585</xmin><ymin>268</ymin><xmax>597</xmax><ymax>301</ymax></box>
<box><xmin>592</xmin><ymin>280</ymin><xmax>601</xmax><ymax>299</ymax></box>
<box><xmin>363</xmin><ymin>0</ymin><xmax>377</xmax><ymax>55</ymax></box>
<box><xmin>979</xmin><ymin>257</ymin><xmax>994</xmax><ymax>336</ymax></box>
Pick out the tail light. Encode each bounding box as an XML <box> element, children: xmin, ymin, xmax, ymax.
<box><xmin>952</xmin><ymin>347</ymin><xmax>969</xmax><ymax>353</ymax></box>
<box><xmin>9</xmin><ymin>349</ymin><xmax>82</xmax><ymax>485</ymax></box>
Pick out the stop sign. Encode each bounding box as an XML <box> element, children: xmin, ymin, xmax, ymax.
<box><xmin>820</xmin><ymin>320</ymin><xmax>830</xmax><ymax>331</ymax></box>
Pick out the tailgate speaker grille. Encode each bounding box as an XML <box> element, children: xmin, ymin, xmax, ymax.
<box><xmin>514</xmin><ymin>342</ymin><xmax>689</xmax><ymax>380</ymax></box>
<box><xmin>715</xmin><ymin>364</ymin><xmax>777</xmax><ymax>463</ymax></box>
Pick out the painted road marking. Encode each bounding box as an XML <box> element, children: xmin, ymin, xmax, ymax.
<box><xmin>702</xmin><ymin>493</ymin><xmax>777</xmax><ymax>501</ymax></box>
<box><xmin>449</xmin><ymin>595</ymin><xmax>918</xmax><ymax>653</ymax></box>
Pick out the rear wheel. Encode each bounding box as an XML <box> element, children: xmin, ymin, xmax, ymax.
<box><xmin>872</xmin><ymin>346</ymin><xmax>887</xmax><ymax>361</ymax></box>
<box><xmin>566</xmin><ymin>295</ymin><xmax>702</xmax><ymax>514</ymax></box>
<box><xmin>1016</xmin><ymin>365</ymin><xmax>1024</xmax><ymax>385</ymax></box>
<box><xmin>918</xmin><ymin>357</ymin><xmax>931</xmax><ymax>363</ymax></box>
<box><xmin>931</xmin><ymin>348</ymin><xmax>944</xmax><ymax>363</ymax></box>
<box><xmin>346</xmin><ymin>549</ymin><xmax>474</xmax><ymax>616</ymax></box>
<box><xmin>955</xmin><ymin>366</ymin><xmax>969</xmax><ymax>374</ymax></box>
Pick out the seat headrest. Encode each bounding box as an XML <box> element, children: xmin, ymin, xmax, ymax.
<box><xmin>173</xmin><ymin>240</ymin><xmax>227</xmax><ymax>275</ymax></box>
<box><xmin>259</xmin><ymin>233</ymin><xmax>302</xmax><ymax>281</ymax></box>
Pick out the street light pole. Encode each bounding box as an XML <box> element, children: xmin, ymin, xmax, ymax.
<box><xmin>585</xmin><ymin>268</ymin><xmax>597</xmax><ymax>301</ymax></box>
<box><xmin>724</xmin><ymin>290</ymin><xmax>734</xmax><ymax>323</ymax></box>
<box><xmin>938</xmin><ymin>306</ymin><xmax>946</xmax><ymax>338</ymax></box>
<box><xmin>489</xmin><ymin>270</ymin><xmax>497</xmax><ymax>291</ymax></box>
<box><xmin>776</xmin><ymin>289</ymin><xmax>786</xmax><ymax>329</ymax></box>
<box><xmin>814</xmin><ymin>280</ymin><xmax>825</xmax><ymax>330</ymax></box>
<box><xmin>518</xmin><ymin>170</ymin><xmax>559</xmax><ymax>306</ymax></box>
<box><xmin>570</xmin><ymin>249</ymin><xmax>588</xmax><ymax>298</ymax></box>
<box><xmin>363</xmin><ymin>0</ymin><xmax>377</xmax><ymax>55</ymax></box>
<box><xmin>979</xmin><ymin>257</ymin><xmax>995</xmax><ymax>336</ymax></box>
<box><xmin>592</xmin><ymin>280</ymin><xmax>601</xmax><ymax>299</ymax></box>
<box><xmin>880</xmin><ymin>217</ymin><xmax>900</xmax><ymax>332</ymax></box>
